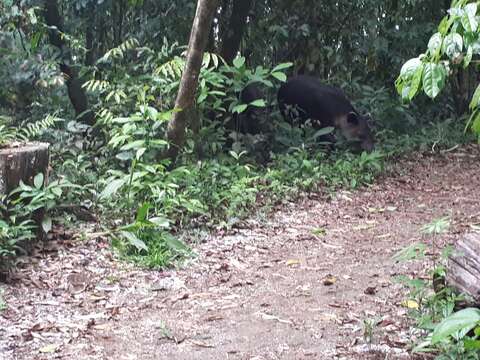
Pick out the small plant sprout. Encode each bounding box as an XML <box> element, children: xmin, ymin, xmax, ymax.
<box><xmin>421</xmin><ymin>216</ymin><xmax>450</xmax><ymax>268</ymax></box>
<box><xmin>0</xmin><ymin>288</ymin><xmax>7</xmax><ymax>312</ymax></box>
<box><xmin>363</xmin><ymin>317</ymin><xmax>380</xmax><ymax>346</ymax></box>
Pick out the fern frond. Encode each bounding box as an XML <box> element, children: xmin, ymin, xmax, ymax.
<box><xmin>97</xmin><ymin>108</ymin><xmax>115</xmax><ymax>125</ymax></box>
<box><xmin>16</xmin><ymin>114</ymin><xmax>62</xmax><ymax>141</ymax></box>
<box><xmin>154</xmin><ymin>56</ymin><xmax>185</xmax><ymax>80</ymax></box>
<box><xmin>83</xmin><ymin>79</ymin><xmax>110</xmax><ymax>93</ymax></box>
<box><xmin>99</xmin><ymin>38</ymin><xmax>140</xmax><ymax>63</ymax></box>
<box><xmin>0</xmin><ymin>125</ymin><xmax>17</xmax><ymax>146</ymax></box>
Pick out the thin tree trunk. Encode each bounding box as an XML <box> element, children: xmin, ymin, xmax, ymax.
<box><xmin>220</xmin><ymin>0</ymin><xmax>253</xmax><ymax>64</ymax></box>
<box><xmin>84</xmin><ymin>3</ymin><xmax>96</xmax><ymax>66</ymax></box>
<box><xmin>43</xmin><ymin>0</ymin><xmax>95</xmax><ymax>125</ymax></box>
<box><xmin>451</xmin><ymin>68</ymin><xmax>472</xmax><ymax>116</ymax></box>
<box><xmin>117</xmin><ymin>0</ymin><xmax>125</xmax><ymax>46</ymax></box>
<box><xmin>164</xmin><ymin>0</ymin><xmax>219</xmax><ymax>163</ymax></box>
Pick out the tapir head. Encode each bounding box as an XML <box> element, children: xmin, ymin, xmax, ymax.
<box><xmin>336</xmin><ymin>112</ymin><xmax>375</xmax><ymax>152</ymax></box>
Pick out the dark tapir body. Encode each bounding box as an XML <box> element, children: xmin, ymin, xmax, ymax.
<box><xmin>277</xmin><ymin>75</ymin><xmax>374</xmax><ymax>151</ymax></box>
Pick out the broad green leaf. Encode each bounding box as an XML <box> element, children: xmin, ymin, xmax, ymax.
<box><xmin>136</xmin><ymin>147</ymin><xmax>146</xmax><ymax>160</ymax></box>
<box><xmin>438</xmin><ymin>16</ymin><xmax>452</xmax><ymax>35</ymax></box>
<box><xmin>472</xmin><ymin>112</ymin><xmax>480</xmax><ymax>135</ymax></box>
<box><xmin>232</xmin><ymin>104</ymin><xmax>248</xmax><ymax>114</ymax></box>
<box><xmin>465</xmin><ymin>339</ymin><xmax>480</xmax><ymax>350</ymax></box>
<box><xmin>120</xmin><ymin>140</ymin><xmax>146</xmax><ymax>151</ymax></box>
<box><xmin>203</xmin><ymin>52</ymin><xmax>211</xmax><ymax>67</ymax></box>
<box><xmin>470</xmin><ymin>84</ymin><xmax>480</xmax><ymax>110</ymax></box>
<box><xmin>464</xmin><ymin>45</ymin><xmax>473</xmax><ymax>67</ymax></box>
<box><xmin>148</xmin><ymin>217</ymin><xmax>170</xmax><ymax>228</ymax></box>
<box><xmin>271</xmin><ymin>62</ymin><xmax>293</xmax><ymax>73</ymax></box>
<box><xmin>422</xmin><ymin>63</ymin><xmax>446</xmax><ymax>99</ymax></box>
<box><xmin>394</xmin><ymin>76</ymin><xmax>405</xmax><ymax>97</ymax></box>
<box><xmin>42</xmin><ymin>216</ymin><xmax>52</xmax><ymax>233</ymax></box>
<box><xmin>34</xmin><ymin>173</ymin><xmax>44</xmax><ymax>189</ymax></box>
<box><xmin>144</xmin><ymin>106</ymin><xmax>158</xmax><ymax>120</ymax></box>
<box><xmin>443</xmin><ymin>33</ymin><xmax>463</xmax><ymax>59</ymax></box>
<box><xmin>136</xmin><ymin>203</ymin><xmax>150</xmax><ymax>222</ymax></box>
<box><xmin>462</xmin><ymin>3</ymin><xmax>478</xmax><ymax>32</ymax></box>
<box><xmin>150</xmin><ymin>139</ymin><xmax>169</xmax><ymax>147</ymax></box>
<box><xmin>427</xmin><ymin>33</ymin><xmax>443</xmax><ymax>56</ymax></box>
<box><xmin>164</xmin><ymin>235</ymin><xmax>189</xmax><ymax>252</ymax></box>
<box><xmin>400</xmin><ymin>58</ymin><xmax>422</xmax><ymax>78</ymax></box>
<box><xmin>408</xmin><ymin>64</ymin><xmax>424</xmax><ymax>100</ymax></box>
<box><xmin>233</xmin><ymin>57</ymin><xmax>246</xmax><ymax>69</ymax></box>
<box><xmin>401</xmin><ymin>84</ymin><xmax>412</xmax><ymax>102</ymax></box>
<box><xmin>197</xmin><ymin>92</ymin><xmax>208</xmax><ymax>104</ymax></box>
<box><xmin>431</xmin><ymin>308</ymin><xmax>480</xmax><ymax>344</ymax></box>
<box><xmin>312</xmin><ymin>127</ymin><xmax>335</xmax><ymax>139</ymax></box>
<box><xmin>30</xmin><ymin>31</ymin><xmax>42</xmax><ymax>51</ymax></box>
<box><xmin>99</xmin><ymin>178</ymin><xmax>126</xmax><ymax>200</ymax></box>
<box><xmin>448</xmin><ymin>6</ymin><xmax>464</xmax><ymax>18</ymax></box>
<box><xmin>116</xmin><ymin>152</ymin><xmax>133</xmax><ymax>161</ymax></box>
<box><xmin>249</xmin><ymin>99</ymin><xmax>266</xmax><ymax>107</ymax></box>
<box><xmin>271</xmin><ymin>72</ymin><xmax>287</xmax><ymax>82</ymax></box>
<box><xmin>120</xmin><ymin>231</ymin><xmax>148</xmax><ymax>252</ymax></box>
<box><xmin>471</xmin><ymin>36</ymin><xmax>480</xmax><ymax>54</ymax></box>
<box><xmin>51</xmin><ymin>186</ymin><xmax>62</xmax><ymax>197</ymax></box>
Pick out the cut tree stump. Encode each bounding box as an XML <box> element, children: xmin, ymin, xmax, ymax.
<box><xmin>0</xmin><ymin>142</ymin><xmax>50</xmax><ymax>241</ymax></box>
<box><xmin>446</xmin><ymin>233</ymin><xmax>480</xmax><ymax>305</ymax></box>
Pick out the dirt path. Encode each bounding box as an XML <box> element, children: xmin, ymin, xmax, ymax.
<box><xmin>2</xmin><ymin>147</ymin><xmax>480</xmax><ymax>360</ymax></box>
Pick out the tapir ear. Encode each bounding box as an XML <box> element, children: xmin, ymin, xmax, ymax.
<box><xmin>347</xmin><ymin>112</ymin><xmax>359</xmax><ymax>125</ymax></box>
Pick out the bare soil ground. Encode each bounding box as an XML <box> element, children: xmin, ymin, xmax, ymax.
<box><xmin>1</xmin><ymin>146</ymin><xmax>480</xmax><ymax>360</ymax></box>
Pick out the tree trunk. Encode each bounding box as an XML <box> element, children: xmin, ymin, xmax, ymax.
<box><xmin>446</xmin><ymin>233</ymin><xmax>480</xmax><ymax>305</ymax></box>
<box><xmin>0</xmin><ymin>143</ymin><xmax>50</xmax><ymax>242</ymax></box>
<box><xmin>164</xmin><ymin>0</ymin><xmax>219</xmax><ymax>163</ymax></box>
<box><xmin>84</xmin><ymin>3</ymin><xmax>96</xmax><ymax>66</ymax></box>
<box><xmin>43</xmin><ymin>0</ymin><xmax>95</xmax><ymax>125</ymax></box>
<box><xmin>220</xmin><ymin>0</ymin><xmax>253</xmax><ymax>64</ymax></box>
<box><xmin>450</xmin><ymin>67</ymin><xmax>477</xmax><ymax>117</ymax></box>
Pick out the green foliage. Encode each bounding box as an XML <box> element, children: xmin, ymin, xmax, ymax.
<box><xmin>0</xmin><ymin>114</ymin><xmax>61</xmax><ymax>146</ymax></box>
<box><xmin>421</xmin><ymin>217</ymin><xmax>451</xmax><ymax>235</ymax></box>
<box><xmin>0</xmin><ymin>287</ymin><xmax>6</xmax><ymax>311</ymax></box>
<box><xmin>112</xmin><ymin>203</ymin><xmax>190</xmax><ymax>269</ymax></box>
<box><xmin>431</xmin><ymin>308</ymin><xmax>480</xmax><ymax>345</ymax></box>
<box><xmin>396</xmin><ymin>0</ymin><xmax>480</xmax><ymax>140</ymax></box>
<box><xmin>0</xmin><ymin>193</ymin><xmax>36</xmax><ymax>269</ymax></box>
<box><xmin>10</xmin><ymin>173</ymin><xmax>72</xmax><ymax>233</ymax></box>
<box><xmin>0</xmin><ymin>173</ymin><xmax>71</xmax><ymax>272</ymax></box>
<box><xmin>395</xmin><ymin>216</ymin><xmax>480</xmax><ymax>359</ymax></box>
<box><xmin>0</xmin><ymin>0</ymin><xmax>470</xmax><ymax>274</ymax></box>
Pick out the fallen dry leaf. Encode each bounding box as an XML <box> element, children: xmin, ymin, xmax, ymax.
<box><xmin>401</xmin><ymin>300</ymin><xmax>419</xmax><ymax>309</ymax></box>
<box><xmin>204</xmin><ymin>314</ymin><xmax>224</xmax><ymax>322</ymax></box>
<box><xmin>189</xmin><ymin>340</ymin><xmax>215</xmax><ymax>348</ymax></box>
<box><xmin>286</xmin><ymin>259</ymin><xmax>301</xmax><ymax>266</ymax></box>
<box><xmin>39</xmin><ymin>344</ymin><xmax>58</xmax><ymax>353</ymax></box>
<box><xmin>255</xmin><ymin>312</ymin><xmax>293</xmax><ymax>325</ymax></box>
<box><xmin>323</xmin><ymin>275</ymin><xmax>337</xmax><ymax>286</ymax></box>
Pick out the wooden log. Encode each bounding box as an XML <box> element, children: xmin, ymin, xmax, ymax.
<box><xmin>446</xmin><ymin>233</ymin><xmax>480</xmax><ymax>305</ymax></box>
<box><xmin>0</xmin><ymin>142</ymin><xmax>50</xmax><ymax>241</ymax></box>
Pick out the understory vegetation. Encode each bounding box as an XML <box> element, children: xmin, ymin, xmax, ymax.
<box><xmin>395</xmin><ymin>217</ymin><xmax>480</xmax><ymax>359</ymax></box>
<box><xmin>1</xmin><ymin>1</ymin><xmax>480</xmax><ymax>357</ymax></box>
<box><xmin>0</xmin><ymin>1</ymin><xmax>476</xmax><ymax>272</ymax></box>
